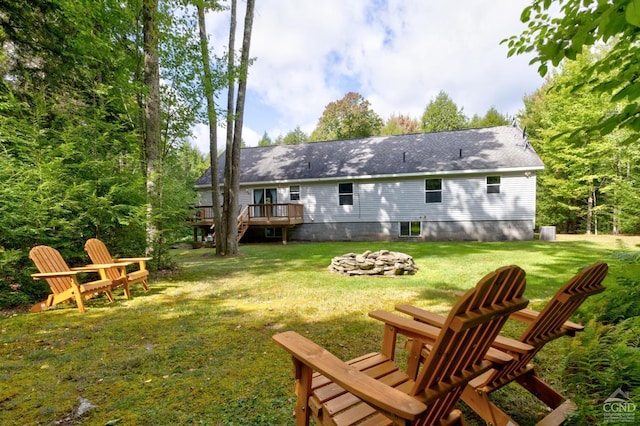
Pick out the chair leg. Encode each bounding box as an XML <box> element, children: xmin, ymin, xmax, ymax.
<box><xmin>461</xmin><ymin>385</ymin><xmax>519</xmax><ymax>426</ymax></box>
<box><xmin>442</xmin><ymin>409</ymin><xmax>466</xmax><ymax>425</ymax></box>
<box><xmin>405</xmin><ymin>339</ymin><xmax>423</xmax><ymax>380</ymax></box>
<box><xmin>30</xmin><ymin>295</ymin><xmax>55</xmax><ymax>312</ymax></box>
<box><xmin>535</xmin><ymin>400</ymin><xmax>577</xmax><ymax>426</ymax></box>
<box><xmin>292</xmin><ymin>358</ymin><xmax>312</xmax><ymax>426</ymax></box>
<box><xmin>122</xmin><ymin>282</ymin><xmax>131</xmax><ymax>299</ymax></box>
<box><xmin>516</xmin><ymin>372</ymin><xmax>565</xmax><ymax>410</ymax></box>
<box><xmin>73</xmin><ymin>291</ymin><xmax>86</xmax><ymax>313</ymax></box>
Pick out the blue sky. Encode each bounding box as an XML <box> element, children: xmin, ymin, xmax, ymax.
<box><xmin>191</xmin><ymin>0</ymin><xmax>546</xmax><ymax>152</ymax></box>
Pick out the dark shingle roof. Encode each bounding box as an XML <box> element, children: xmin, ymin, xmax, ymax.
<box><xmin>195</xmin><ymin>125</ymin><xmax>544</xmax><ymax>186</ymax></box>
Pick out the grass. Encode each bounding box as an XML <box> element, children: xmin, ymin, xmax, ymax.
<box><xmin>1</xmin><ymin>235</ymin><xmax>638</xmax><ymax>425</ymax></box>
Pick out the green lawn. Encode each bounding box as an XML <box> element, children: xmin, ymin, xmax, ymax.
<box><xmin>1</xmin><ymin>236</ymin><xmax>637</xmax><ymax>425</ymax></box>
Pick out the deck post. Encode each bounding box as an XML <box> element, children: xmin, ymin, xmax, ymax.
<box><xmin>282</xmin><ymin>227</ymin><xmax>288</xmax><ymax>245</ymax></box>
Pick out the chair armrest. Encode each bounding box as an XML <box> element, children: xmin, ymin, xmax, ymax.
<box><xmin>368</xmin><ymin>310</ymin><xmax>447</xmax><ymax>343</ymax></box>
<box><xmin>272</xmin><ymin>331</ymin><xmax>427</xmax><ymax>421</ymax></box>
<box><xmin>116</xmin><ymin>257</ymin><xmax>152</xmax><ymax>262</ymax></box>
<box><xmin>72</xmin><ymin>263</ymin><xmax>130</xmax><ymax>271</ymax></box>
<box><xmin>31</xmin><ymin>271</ymin><xmax>79</xmax><ymax>279</ymax></box>
<box><xmin>421</xmin><ymin>345</ymin><xmax>514</xmax><ymax>366</ymax></box>
<box><xmin>484</xmin><ymin>347</ymin><xmax>515</xmax><ymax>365</ymax></box>
<box><xmin>492</xmin><ymin>335</ymin><xmax>534</xmax><ymax>355</ymax></box>
<box><xmin>508</xmin><ymin>308</ymin><xmax>539</xmax><ymax>323</ymax></box>
<box><xmin>395</xmin><ymin>304</ymin><xmax>447</xmax><ymax>327</ymax></box>
<box><xmin>509</xmin><ymin>308</ymin><xmax>584</xmax><ymax>333</ymax></box>
<box><xmin>393</xmin><ymin>305</ymin><xmax>528</xmax><ymax>360</ymax></box>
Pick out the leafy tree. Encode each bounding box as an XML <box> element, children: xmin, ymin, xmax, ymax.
<box><xmin>0</xmin><ymin>0</ymin><xmax>149</xmax><ymax>301</ymax></box>
<box><xmin>520</xmin><ymin>52</ymin><xmax>640</xmax><ymax>234</ymax></box>
<box><xmin>469</xmin><ymin>107</ymin><xmax>510</xmax><ymax>128</ymax></box>
<box><xmin>505</xmin><ymin>0</ymin><xmax>640</xmax><ymax>138</ymax></box>
<box><xmin>220</xmin><ymin>0</ymin><xmax>256</xmax><ymax>256</ymax></box>
<box><xmin>310</xmin><ymin>92</ymin><xmax>383</xmax><ymax>141</ymax></box>
<box><xmin>0</xmin><ymin>0</ymin><xmax>206</xmax><ymax>306</ymax></box>
<box><xmin>421</xmin><ymin>91</ymin><xmax>468</xmax><ymax>132</ymax></box>
<box><xmin>381</xmin><ymin>113</ymin><xmax>420</xmax><ymax>135</ymax></box>
<box><xmin>195</xmin><ymin>0</ymin><xmax>224</xmax><ymax>255</ymax></box>
<box><xmin>143</xmin><ymin>0</ymin><xmax>165</xmax><ymax>263</ymax></box>
<box><xmin>258</xmin><ymin>131</ymin><xmax>273</xmax><ymax>146</ymax></box>
<box><xmin>275</xmin><ymin>126</ymin><xmax>308</xmax><ymax>145</ymax></box>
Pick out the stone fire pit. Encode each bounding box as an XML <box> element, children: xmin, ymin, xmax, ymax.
<box><xmin>328</xmin><ymin>250</ymin><xmax>418</xmax><ymax>276</ymax></box>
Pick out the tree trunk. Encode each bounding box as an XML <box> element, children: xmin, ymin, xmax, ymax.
<box><xmin>196</xmin><ymin>3</ymin><xmax>223</xmax><ymax>255</ymax></box>
<box><xmin>593</xmin><ymin>189</ymin><xmax>598</xmax><ymax>235</ymax></box>
<box><xmin>143</xmin><ymin>0</ymin><xmax>161</xmax><ymax>258</ymax></box>
<box><xmin>227</xmin><ymin>0</ymin><xmax>255</xmax><ymax>255</ymax></box>
<box><xmin>221</xmin><ymin>0</ymin><xmax>237</xmax><ymax>256</ymax></box>
<box><xmin>586</xmin><ymin>184</ymin><xmax>593</xmax><ymax>235</ymax></box>
<box><xmin>219</xmin><ymin>0</ymin><xmax>255</xmax><ymax>256</ymax></box>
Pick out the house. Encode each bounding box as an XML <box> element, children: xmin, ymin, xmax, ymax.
<box><xmin>192</xmin><ymin>125</ymin><xmax>544</xmax><ymax>243</ymax></box>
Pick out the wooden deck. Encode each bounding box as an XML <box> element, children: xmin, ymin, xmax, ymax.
<box><xmin>188</xmin><ymin>203</ymin><xmax>304</xmax><ymax>246</ymax></box>
<box><xmin>188</xmin><ymin>203</ymin><xmax>304</xmax><ymax>226</ymax></box>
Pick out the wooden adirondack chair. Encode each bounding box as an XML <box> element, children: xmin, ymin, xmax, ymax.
<box><xmin>29</xmin><ymin>245</ymin><xmax>114</xmax><ymax>313</ymax></box>
<box><xmin>396</xmin><ymin>261</ymin><xmax>608</xmax><ymax>426</ymax></box>
<box><xmin>84</xmin><ymin>238</ymin><xmax>152</xmax><ymax>299</ymax></box>
<box><xmin>272</xmin><ymin>265</ymin><xmax>529</xmax><ymax>426</ymax></box>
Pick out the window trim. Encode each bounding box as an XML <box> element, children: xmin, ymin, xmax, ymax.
<box><xmin>486</xmin><ymin>176</ymin><xmax>501</xmax><ymax>194</ymax></box>
<box><xmin>425</xmin><ymin>178</ymin><xmax>442</xmax><ymax>203</ymax></box>
<box><xmin>399</xmin><ymin>221</ymin><xmax>421</xmax><ymax>237</ymax></box>
<box><xmin>338</xmin><ymin>182</ymin><xmax>353</xmax><ymax>206</ymax></box>
<box><xmin>289</xmin><ymin>185</ymin><xmax>300</xmax><ymax>201</ymax></box>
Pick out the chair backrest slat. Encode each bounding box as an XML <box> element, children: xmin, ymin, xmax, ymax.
<box><xmin>29</xmin><ymin>246</ymin><xmax>72</xmax><ymax>295</ymax></box>
<box><xmin>411</xmin><ymin>265</ymin><xmax>528</xmax><ymax>424</ymax></box>
<box><xmin>85</xmin><ymin>238</ymin><xmax>121</xmax><ymax>282</ymax></box>
<box><xmin>494</xmin><ymin>261</ymin><xmax>607</xmax><ymax>381</ymax></box>
<box><xmin>521</xmin><ymin>261</ymin><xmax>607</xmax><ymax>345</ymax></box>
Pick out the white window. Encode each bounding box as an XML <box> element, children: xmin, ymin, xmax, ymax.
<box><xmin>290</xmin><ymin>185</ymin><xmax>300</xmax><ymax>201</ymax></box>
<box><xmin>400</xmin><ymin>221</ymin><xmax>421</xmax><ymax>237</ymax></box>
<box><xmin>487</xmin><ymin>176</ymin><xmax>501</xmax><ymax>194</ymax></box>
<box><xmin>425</xmin><ymin>179</ymin><xmax>442</xmax><ymax>203</ymax></box>
<box><xmin>339</xmin><ymin>183</ymin><xmax>353</xmax><ymax>205</ymax></box>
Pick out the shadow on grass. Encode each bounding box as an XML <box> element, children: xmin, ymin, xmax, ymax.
<box><xmin>2</xmin><ymin>239</ymin><xmax>623</xmax><ymax>425</ymax></box>
<box><xmin>2</xmin><ymin>293</ymin><xmax>556</xmax><ymax>425</ymax></box>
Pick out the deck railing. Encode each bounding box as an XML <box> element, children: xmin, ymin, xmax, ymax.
<box><xmin>246</xmin><ymin>203</ymin><xmax>304</xmax><ymax>223</ymax></box>
<box><xmin>188</xmin><ymin>203</ymin><xmax>304</xmax><ymax>225</ymax></box>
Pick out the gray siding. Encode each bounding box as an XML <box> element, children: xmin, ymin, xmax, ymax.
<box><xmin>245</xmin><ymin>172</ymin><xmax>537</xmax><ymax>224</ymax></box>
<box><xmin>196</xmin><ymin>171</ymin><xmax>537</xmax><ymax>241</ymax></box>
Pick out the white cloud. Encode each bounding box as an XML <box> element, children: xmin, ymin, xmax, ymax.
<box><xmin>194</xmin><ymin>0</ymin><xmax>543</xmax><ymax>150</ymax></box>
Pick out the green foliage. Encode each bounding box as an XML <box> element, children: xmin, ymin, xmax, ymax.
<box><xmin>274</xmin><ymin>126</ymin><xmax>308</xmax><ymax>145</ymax></box>
<box><xmin>561</xmin><ymin>318</ymin><xmax>640</xmax><ymax>424</ymax></box>
<box><xmin>257</xmin><ymin>131</ymin><xmax>272</xmax><ymax>146</ymax></box>
<box><xmin>590</xmin><ymin>251</ymin><xmax>640</xmax><ymax>323</ymax></box>
<box><xmin>469</xmin><ymin>106</ymin><xmax>510</xmax><ymax>128</ymax></box>
<box><xmin>381</xmin><ymin>113</ymin><xmax>420</xmax><ymax>135</ymax></box>
<box><xmin>520</xmin><ymin>51</ymin><xmax>640</xmax><ymax>234</ymax></box>
<box><xmin>421</xmin><ymin>91</ymin><xmax>468</xmax><ymax>132</ymax></box>
<box><xmin>557</xmin><ymin>244</ymin><xmax>640</xmax><ymax>424</ymax></box>
<box><xmin>0</xmin><ymin>248</ymin><xmax>30</xmax><ymax>308</ymax></box>
<box><xmin>506</xmin><ymin>0</ymin><xmax>640</xmax><ymax>138</ymax></box>
<box><xmin>310</xmin><ymin>92</ymin><xmax>383</xmax><ymax>141</ymax></box>
<box><xmin>0</xmin><ymin>0</ymin><xmax>207</xmax><ymax>305</ymax></box>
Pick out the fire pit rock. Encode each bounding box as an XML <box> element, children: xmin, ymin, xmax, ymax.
<box><xmin>328</xmin><ymin>250</ymin><xmax>418</xmax><ymax>276</ymax></box>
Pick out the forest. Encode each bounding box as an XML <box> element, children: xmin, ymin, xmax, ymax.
<box><xmin>1</xmin><ymin>0</ymin><xmax>640</xmax><ymax>309</ymax></box>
